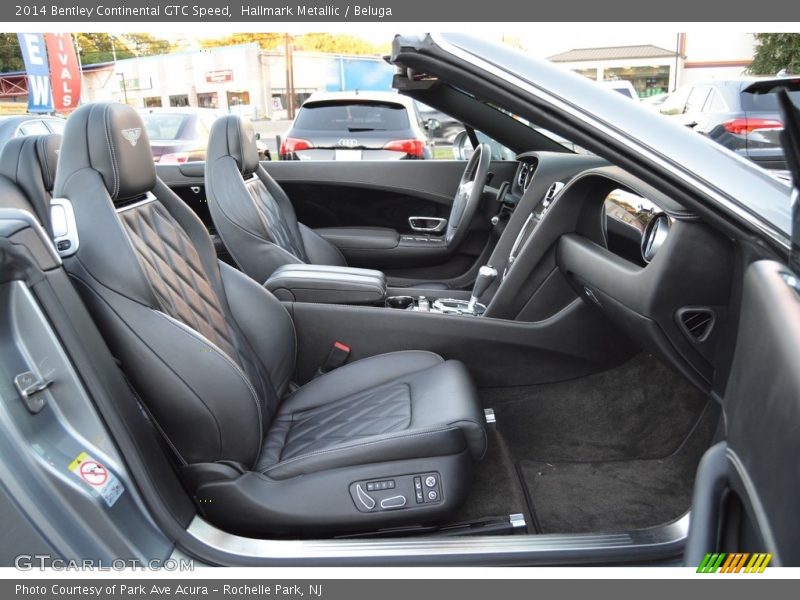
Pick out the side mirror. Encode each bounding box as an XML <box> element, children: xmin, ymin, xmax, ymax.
<box><xmin>451</xmin><ymin>130</ymin><xmax>475</xmax><ymax>160</ymax></box>
<box><xmin>425</xmin><ymin>118</ymin><xmax>441</xmax><ymax>133</ymax></box>
<box><xmin>255</xmin><ymin>132</ymin><xmax>262</xmax><ymax>140</ymax></box>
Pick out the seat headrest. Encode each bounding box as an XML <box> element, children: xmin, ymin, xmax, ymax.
<box><xmin>208</xmin><ymin>114</ymin><xmax>260</xmax><ymax>176</ymax></box>
<box><xmin>54</xmin><ymin>102</ymin><xmax>156</xmax><ymax>202</ymax></box>
<box><xmin>0</xmin><ymin>133</ymin><xmax>61</xmax><ymax>234</ymax></box>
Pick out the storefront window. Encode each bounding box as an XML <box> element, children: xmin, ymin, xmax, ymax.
<box><xmin>143</xmin><ymin>96</ymin><xmax>162</xmax><ymax>107</ymax></box>
<box><xmin>197</xmin><ymin>92</ymin><xmax>218</xmax><ymax>109</ymax></box>
<box><xmin>603</xmin><ymin>65</ymin><xmax>670</xmax><ymax>98</ymax></box>
<box><xmin>226</xmin><ymin>91</ymin><xmax>250</xmax><ymax>107</ymax></box>
<box><xmin>169</xmin><ymin>94</ymin><xmax>189</xmax><ymax>107</ymax></box>
<box><xmin>573</xmin><ymin>68</ymin><xmax>597</xmax><ymax>81</ymax></box>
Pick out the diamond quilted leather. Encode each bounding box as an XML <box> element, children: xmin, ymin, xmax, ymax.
<box><xmin>246</xmin><ymin>177</ymin><xmax>308</xmax><ymax>262</ymax></box>
<box><xmin>257</xmin><ymin>383</ymin><xmax>412</xmax><ymax>470</ymax></box>
<box><xmin>118</xmin><ymin>200</ymin><xmax>278</xmax><ymax>420</ymax></box>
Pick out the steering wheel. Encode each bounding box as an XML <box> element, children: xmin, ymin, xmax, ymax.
<box><xmin>446</xmin><ymin>143</ymin><xmax>492</xmax><ymax>249</ymax></box>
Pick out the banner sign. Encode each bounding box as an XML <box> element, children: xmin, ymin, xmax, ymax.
<box><xmin>16</xmin><ymin>33</ymin><xmax>53</xmax><ymax>113</ymax></box>
<box><xmin>44</xmin><ymin>33</ymin><xmax>82</xmax><ymax>112</ymax></box>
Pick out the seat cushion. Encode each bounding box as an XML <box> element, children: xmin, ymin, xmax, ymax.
<box><xmin>256</xmin><ymin>351</ymin><xmax>486</xmax><ymax>479</ymax></box>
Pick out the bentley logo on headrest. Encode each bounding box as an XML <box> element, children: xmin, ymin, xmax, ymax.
<box><xmin>121</xmin><ymin>128</ymin><xmax>142</xmax><ymax>147</ymax></box>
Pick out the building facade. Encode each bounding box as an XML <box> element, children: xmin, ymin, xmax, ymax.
<box><xmin>547</xmin><ymin>33</ymin><xmax>756</xmax><ymax>97</ymax></box>
<box><xmin>80</xmin><ymin>43</ymin><xmax>395</xmax><ymax>120</ymax></box>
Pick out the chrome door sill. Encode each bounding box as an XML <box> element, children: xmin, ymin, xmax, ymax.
<box><xmin>181</xmin><ymin>513</ymin><xmax>689</xmax><ymax>566</ymax></box>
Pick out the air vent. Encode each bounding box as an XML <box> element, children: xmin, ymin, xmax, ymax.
<box><xmin>518</xmin><ymin>163</ymin><xmax>529</xmax><ymax>188</ymax></box>
<box><xmin>676</xmin><ymin>307</ymin><xmax>716</xmax><ymax>343</ymax></box>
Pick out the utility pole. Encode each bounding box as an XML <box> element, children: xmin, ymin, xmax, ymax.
<box><xmin>284</xmin><ymin>33</ymin><xmax>295</xmax><ymax>120</ymax></box>
<box><xmin>73</xmin><ymin>34</ymin><xmax>86</xmax><ymax>107</ymax></box>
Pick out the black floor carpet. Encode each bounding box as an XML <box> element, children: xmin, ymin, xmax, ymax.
<box><xmin>453</xmin><ymin>354</ymin><xmax>718</xmax><ymax>534</ymax></box>
<box><xmin>519</xmin><ymin>401</ymin><xmax>719</xmax><ymax>533</ymax></box>
<box><xmin>481</xmin><ymin>353</ymin><xmax>709</xmax><ymax>462</ymax></box>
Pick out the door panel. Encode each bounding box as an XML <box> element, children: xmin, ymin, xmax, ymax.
<box><xmin>685</xmin><ymin>260</ymin><xmax>800</xmax><ymax>566</ymax></box>
<box><xmin>159</xmin><ymin>160</ymin><xmax>518</xmax><ymax>281</ymax></box>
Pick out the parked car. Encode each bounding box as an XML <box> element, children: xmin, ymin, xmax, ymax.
<box><xmin>659</xmin><ymin>76</ymin><xmax>800</xmax><ymax>170</ymax></box>
<box><xmin>416</xmin><ymin>101</ymin><xmax>463</xmax><ymax>142</ymax></box>
<box><xmin>140</xmin><ymin>107</ymin><xmax>270</xmax><ymax>164</ymax></box>
<box><xmin>1</xmin><ymin>32</ymin><xmax>799</xmax><ymax>569</ymax></box>
<box><xmin>279</xmin><ymin>91</ymin><xmax>436</xmax><ymax>160</ymax></box>
<box><xmin>0</xmin><ymin>114</ymin><xmax>65</xmax><ymax>150</ymax></box>
<box><xmin>599</xmin><ymin>79</ymin><xmax>638</xmax><ymax>99</ymax></box>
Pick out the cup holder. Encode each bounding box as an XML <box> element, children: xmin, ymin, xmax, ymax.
<box><xmin>386</xmin><ymin>295</ymin><xmax>415</xmax><ymax>310</ymax></box>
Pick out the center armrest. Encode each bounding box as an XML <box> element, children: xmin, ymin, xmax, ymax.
<box><xmin>265</xmin><ymin>264</ymin><xmax>387</xmax><ymax>305</ymax></box>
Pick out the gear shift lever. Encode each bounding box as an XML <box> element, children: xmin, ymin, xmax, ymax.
<box><xmin>467</xmin><ymin>265</ymin><xmax>497</xmax><ymax>313</ymax></box>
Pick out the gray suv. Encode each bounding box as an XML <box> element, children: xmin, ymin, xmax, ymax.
<box><xmin>661</xmin><ymin>76</ymin><xmax>800</xmax><ymax>170</ymax></box>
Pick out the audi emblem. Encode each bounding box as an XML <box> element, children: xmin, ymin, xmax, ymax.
<box><xmin>337</xmin><ymin>138</ymin><xmax>359</xmax><ymax>147</ymax></box>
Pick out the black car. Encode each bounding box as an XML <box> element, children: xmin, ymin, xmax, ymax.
<box><xmin>280</xmin><ymin>91</ymin><xmax>436</xmax><ymax>160</ymax></box>
<box><xmin>660</xmin><ymin>76</ymin><xmax>800</xmax><ymax>170</ymax></box>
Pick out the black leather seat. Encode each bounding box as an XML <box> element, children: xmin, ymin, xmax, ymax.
<box><xmin>205</xmin><ymin>114</ymin><xmax>450</xmax><ymax>290</ymax></box>
<box><xmin>0</xmin><ymin>133</ymin><xmax>61</xmax><ymax>236</ymax></box>
<box><xmin>53</xmin><ymin>102</ymin><xmax>486</xmax><ymax>536</ymax></box>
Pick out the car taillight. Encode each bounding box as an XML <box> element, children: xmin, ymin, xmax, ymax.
<box><xmin>280</xmin><ymin>137</ymin><xmax>314</xmax><ymax>155</ymax></box>
<box><xmin>159</xmin><ymin>152</ymin><xmax>190</xmax><ymax>164</ymax></box>
<box><xmin>723</xmin><ymin>117</ymin><xmax>783</xmax><ymax>135</ymax></box>
<box><xmin>383</xmin><ymin>139</ymin><xmax>425</xmax><ymax>158</ymax></box>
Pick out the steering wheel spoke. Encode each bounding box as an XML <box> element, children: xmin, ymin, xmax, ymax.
<box><xmin>446</xmin><ymin>143</ymin><xmax>492</xmax><ymax>248</ymax></box>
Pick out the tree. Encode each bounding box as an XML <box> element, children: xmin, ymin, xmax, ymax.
<box><xmin>0</xmin><ymin>33</ymin><xmax>24</xmax><ymax>72</ymax></box>
<box><xmin>201</xmin><ymin>33</ymin><xmax>284</xmax><ymax>51</ymax></box>
<box><xmin>76</xmin><ymin>33</ymin><xmax>171</xmax><ymax>64</ymax></box>
<box><xmin>201</xmin><ymin>33</ymin><xmax>386</xmax><ymax>56</ymax></box>
<box><xmin>748</xmin><ymin>33</ymin><xmax>800</xmax><ymax>76</ymax></box>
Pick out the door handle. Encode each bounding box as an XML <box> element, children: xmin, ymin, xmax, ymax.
<box><xmin>409</xmin><ymin>216</ymin><xmax>447</xmax><ymax>233</ymax></box>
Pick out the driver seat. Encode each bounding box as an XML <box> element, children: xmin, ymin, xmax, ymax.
<box><xmin>205</xmin><ymin>115</ymin><xmax>449</xmax><ymax>289</ymax></box>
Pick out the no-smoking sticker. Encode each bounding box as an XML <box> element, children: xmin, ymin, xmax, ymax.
<box><xmin>68</xmin><ymin>452</ymin><xmax>124</xmax><ymax>507</ymax></box>
<box><xmin>78</xmin><ymin>460</ymin><xmax>108</xmax><ymax>486</ymax></box>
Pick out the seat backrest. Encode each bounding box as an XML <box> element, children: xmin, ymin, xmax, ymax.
<box><xmin>54</xmin><ymin>102</ymin><xmax>297</xmax><ymax>472</ymax></box>
<box><xmin>206</xmin><ymin>115</ymin><xmax>334</xmax><ymax>284</ymax></box>
<box><xmin>0</xmin><ymin>133</ymin><xmax>60</xmax><ymax>237</ymax></box>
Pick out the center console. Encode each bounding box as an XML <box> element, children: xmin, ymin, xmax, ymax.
<box><xmin>385</xmin><ymin>265</ymin><xmax>499</xmax><ymax>317</ymax></box>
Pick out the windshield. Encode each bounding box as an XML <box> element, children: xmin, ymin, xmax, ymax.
<box><xmin>294</xmin><ymin>101</ymin><xmax>410</xmax><ymax>131</ymax></box>
<box><xmin>141</xmin><ymin>113</ymin><xmax>190</xmax><ymax>141</ymax></box>
<box><xmin>741</xmin><ymin>80</ymin><xmax>800</xmax><ymax>112</ymax></box>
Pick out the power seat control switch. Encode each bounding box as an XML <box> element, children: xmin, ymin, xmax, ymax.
<box><xmin>349</xmin><ymin>472</ymin><xmax>443</xmax><ymax>512</ymax></box>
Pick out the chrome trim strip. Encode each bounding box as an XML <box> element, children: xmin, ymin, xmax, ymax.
<box><xmin>428</xmin><ymin>33</ymin><xmax>790</xmax><ymax>252</ymax></box>
<box><xmin>50</xmin><ymin>197</ymin><xmax>79</xmax><ymax>258</ymax></box>
<box><xmin>115</xmin><ymin>191</ymin><xmax>157</xmax><ymax>213</ymax></box>
<box><xmin>185</xmin><ymin>513</ymin><xmax>689</xmax><ymax>562</ymax></box>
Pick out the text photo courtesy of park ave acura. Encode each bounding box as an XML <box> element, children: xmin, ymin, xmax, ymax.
<box><xmin>0</xmin><ymin>0</ymin><xmax>800</xmax><ymax>590</ymax></box>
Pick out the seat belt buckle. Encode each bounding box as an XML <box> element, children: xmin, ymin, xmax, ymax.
<box><xmin>315</xmin><ymin>341</ymin><xmax>351</xmax><ymax>377</ymax></box>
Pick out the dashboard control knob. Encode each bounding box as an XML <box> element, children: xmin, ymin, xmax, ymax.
<box><xmin>425</xmin><ymin>475</ymin><xmax>437</xmax><ymax>488</ymax></box>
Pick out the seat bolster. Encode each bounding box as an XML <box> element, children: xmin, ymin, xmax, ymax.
<box><xmin>261</xmin><ymin>426</ymin><xmax>467</xmax><ymax>479</ymax></box>
<box><xmin>299</xmin><ymin>223</ymin><xmax>347</xmax><ymax>267</ymax></box>
<box><xmin>408</xmin><ymin>360</ymin><xmax>487</xmax><ymax>459</ymax></box>
<box><xmin>283</xmin><ymin>350</ymin><xmax>444</xmax><ymax>412</ymax></box>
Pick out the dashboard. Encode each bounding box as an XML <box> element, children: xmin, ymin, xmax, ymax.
<box><xmin>486</xmin><ymin>152</ymin><xmax>735</xmax><ymax>390</ymax></box>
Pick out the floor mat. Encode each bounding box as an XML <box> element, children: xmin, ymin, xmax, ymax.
<box><xmin>481</xmin><ymin>353</ymin><xmax>709</xmax><ymax>463</ymax></box>
<box><xmin>519</xmin><ymin>401</ymin><xmax>719</xmax><ymax>534</ymax></box>
<box><xmin>450</xmin><ymin>427</ymin><xmax>530</xmax><ymax>524</ymax></box>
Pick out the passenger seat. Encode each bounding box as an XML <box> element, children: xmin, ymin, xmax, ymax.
<box><xmin>50</xmin><ymin>102</ymin><xmax>486</xmax><ymax>536</ymax></box>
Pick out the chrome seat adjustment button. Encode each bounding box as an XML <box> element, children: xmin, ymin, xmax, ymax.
<box><xmin>380</xmin><ymin>495</ymin><xmax>407</xmax><ymax>509</ymax></box>
<box><xmin>355</xmin><ymin>484</ymin><xmax>375</xmax><ymax>510</ymax></box>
